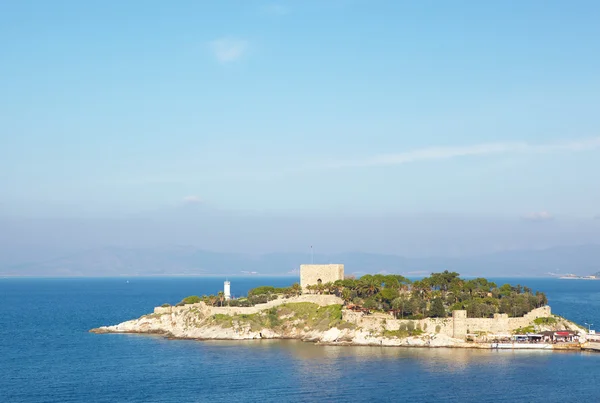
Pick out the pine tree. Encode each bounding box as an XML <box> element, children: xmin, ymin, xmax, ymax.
<box><xmin>429</xmin><ymin>297</ymin><xmax>446</xmax><ymax>318</ymax></box>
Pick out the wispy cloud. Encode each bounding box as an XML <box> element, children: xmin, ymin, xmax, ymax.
<box><xmin>182</xmin><ymin>195</ymin><xmax>203</xmax><ymax>204</ymax></box>
<box><xmin>321</xmin><ymin>137</ymin><xmax>600</xmax><ymax>169</ymax></box>
<box><xmin>522</xmin><ymin>211</ymin><xmax>554</xmax><ymax>222</ymax></box>
<box><xmin>209</xmin><ymin>37</ymin><xmax>248</xmax><ymax>63</ymax></box>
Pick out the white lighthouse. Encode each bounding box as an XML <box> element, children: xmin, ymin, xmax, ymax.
<box><xmin>224</xmin><ymin>280</ymin><xmax>231</xmax><ymax>300</ymax></box>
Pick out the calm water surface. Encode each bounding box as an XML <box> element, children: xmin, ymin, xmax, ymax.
<box><xmin>1</xmin><ymin>277</ymin><xmax>599</xmax><ymax>402</ymax></box>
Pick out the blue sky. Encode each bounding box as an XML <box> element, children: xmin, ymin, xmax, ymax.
<box><xmin>1</xmin><ymin>1</ymin><xmax>600</xmax><ymax>258</ymax></box>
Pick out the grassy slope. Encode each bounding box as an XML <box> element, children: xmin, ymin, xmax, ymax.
<box><xmin>209</xmin><ymin>302</ymin><xmax>354</xmax><ymax>333</ymax></box>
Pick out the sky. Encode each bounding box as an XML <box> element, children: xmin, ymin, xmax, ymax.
<box><xmin>1</xmin><ymin>1</ymin><xmax>600</xmax><ymax>260</ymax></box>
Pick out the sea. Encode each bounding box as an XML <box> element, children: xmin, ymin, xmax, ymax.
<box><xmin>1</xmin><ymin>276</ymin><xmax>599</xmax><ymax>403</ymax></box>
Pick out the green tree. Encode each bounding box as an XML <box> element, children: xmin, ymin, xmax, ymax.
<box><xmin>379</xmin><ymin>287</ymin><xmax>399</xmax><ymax>303</ymax></box>
<box><xmin>392</xmin><ymin>294</ymin><xmax>410</xmax><ymax>319</ymax></box>
<box><xmin>363</xmin><ymin>298</ymin><xmax>378</xmax><ymax>310</ymax></box>
<box><xmin>341</xmin><ymin>288</ymin><xmax>352</xmax><ymax>303</ymax></box>
<box><xmin>357</xmin><ymin>277</ymin><xmax>381</xmax><ymax>297</ymax></box>
<box><xmin>429</xmin><ymin>297</ymin><xmax>446</xmax><ymax>318</ymax></box>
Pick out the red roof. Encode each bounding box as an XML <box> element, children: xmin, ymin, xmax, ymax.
<box><xmin>556</xmin><ymin>331</ymin><xmax>572</xmax><ymax>336</ymax></box>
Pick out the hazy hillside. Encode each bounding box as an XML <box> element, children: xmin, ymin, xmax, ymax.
<box><xmin>2</xmin><ymin>244</ymin><xmax>600</xmax><ymax>277</ymax></box>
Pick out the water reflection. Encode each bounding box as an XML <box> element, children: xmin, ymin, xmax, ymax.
<box><xmin>201</xmin><ymin>339</ymin><xmax>558</xmax><ymax>374</ymax></box>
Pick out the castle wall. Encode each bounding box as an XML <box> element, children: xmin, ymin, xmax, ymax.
<box><xmin>155</xmin><ymin>296</ymin><xmax>552</xmax><ymax>341</ymax></box>
<box><xmin>300</xmin><ymin>264</ymin><xmax>344</xmax><ymax>289</ymax></box>
<box><xmin>341</xmin><ymin>306</ymin><xmax>552</xmax><ymax>340</ymax></box>
<box><xmin>154</xmin><ymin>295</ymin><xmax>344</xmax><ymax>316</ymax></box>
<box><xmin>341</xmin><ymin>310</ymin><xmax>455</xmax><ymax>337</ymax></box>
<box><xmin>453</xmin><ymin>310</ymin><xmax>467</xmax><ymax>339</ymax></box>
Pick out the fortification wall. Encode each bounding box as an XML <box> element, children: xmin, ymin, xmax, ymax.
<box><xmin>154</xmin><ymin>302</ymin><xmax>210</xmax><ymax>315</ymax></box>
<box><xmin>155</xmin><ymin>297</ymin><xmax>552</xmax><ymax>340</ymax></box>
<box><xmin>154</xmin><ymin>295</ymin><xmax>343</xmax><ymax>316</ymax></box>
<box><xmin>453</xmin><ymin>310</ymin><xmax>468</xmax><ymax>339</ymax></box>
<box><xmin>342</xmin><ymin>306</ymin><xmax>552</xmax><ymax>339</ymax></box>
<box><xmin>505</xmin><ymin>306</ymin><xmax>552</xmax><ymax>329</ymax></box>
<box><xmin>300</xmin><ymin>264</ymin><xmax>344</xmax><ymax>289</ymax></box>
<box><xmin>211</xmin><ymin>294</ymin><xmax>343</xmax><ymax>315</ymax></box>
<box><xmin>342</xmin><ymin>311</ymin><xmax>454</xmax><ymax>337</ymax></box>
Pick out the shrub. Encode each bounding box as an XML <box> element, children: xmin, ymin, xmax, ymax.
<box><xmin>435</xmin><ymin>325</ymin><xmax>441</xmax><ymax>334</ymax></box>
<box><xmin>228</xmin><ymin>298</ymin><xmax>252</xmax><ymax>307</ymax></box>
<box><xmin>383</xmin><ymin>329</ymin><xmax>410</xmax><ymax>338</ymax></box>
<box><xmin>513</xmin><ymin>326</ymin><xmax>535</xmax><ymax>335</ymax></box>
<box><xmin>161</xmin><ymin>303</ymin><xmax>171</xmax><ymax>307</ymax></box>
<box><xmin>534</xmin><ymin>317</ymin><xmax>557</xmax><ymax>325</ymax></box>
<box><xmin>266</xmin><ymin>307</ymin><xmax>280</xmax><ymax>327</ymax></box>
<box><xmin>177</xmin><ymin>295</ymin><xmax>202</xmax><ymax>305</ymax></box>
<box><xmin>248</xmin><ymin>294</ymin><xmax>269</xmax><ymax>305</ymax></box>
<box><xmin>248</xmin><ymin>286</ymin><xmax>276</xmax><ymax>297</ymax></box>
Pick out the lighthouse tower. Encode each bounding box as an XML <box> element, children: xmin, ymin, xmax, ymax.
<box><xmin>224</xmin><ymin>280</ymin><xmax>231</xmax><ymax>300</ymax></box>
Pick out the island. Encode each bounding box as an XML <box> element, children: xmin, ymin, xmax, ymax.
<box><xmin>91</xmin><ymin>264</ymin><xmax>599</xmax><ymax>351</ymax></box>
<box><xmin>559</xmin><ymin>272</ymin><xmax>599</xmax><ymax>280</ymax></box>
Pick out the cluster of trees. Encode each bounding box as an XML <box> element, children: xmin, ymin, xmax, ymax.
<box><xmin>308</xmin><ymin>271</ymin><xmax>548</xmax><ymax>319</ymax></box>
<box><xmin>168</xmin><ymin>271</ymin><xmax>548</xmax><ymax>319</ymax></box>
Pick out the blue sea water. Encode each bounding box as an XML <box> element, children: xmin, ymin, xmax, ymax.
<box><xmin>1</xmin><ymin>276</ymin><xmax>600</xmax><ymax>403</ymax></box>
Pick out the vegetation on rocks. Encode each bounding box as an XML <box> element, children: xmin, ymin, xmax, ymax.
<box><xmin>383</xmin><ymin>327</ymin><xmax>424</xmax><ymax>339</ymax></box>
<box><xmin>176</xmin><ymin>295</ymin><xmax>202</xmax><ymax>306</ymax></box>
<box><xmin>173</xmin><ymin>283</ymin><xmax>303</xmax><ymax>308</ymax></box>
<box><xmin>171</xmin><ymin>272</ymin><xmax>547</xmax><ymax>321</ymax></box>
<box><xmin>513</xmin><ymin>326</ymin><xmax>536</xmax><ymax>335</ymax></box>
<box><xmin>534</xmin><ymin>317</ymin><xmax>557</xmax><ymax>325</ymax></box>
<box><xmin>209</xmin><ymin>302</ymin><xmax>353</xmax><ymax>332</ymax></box>
<box><xmin>305</xmin><ymin>271</ymin><xmax>548</xmax><ymax>319</ymax></box>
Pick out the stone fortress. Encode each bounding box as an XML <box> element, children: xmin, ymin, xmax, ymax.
<box><xmin>151</xmin><ymin>263</ymin><xmax>561</xmax><ymax>341</ymax></box>
<box><xmin>342</xmin><ymin>305</ymin><xmax>553</xmax><ymax>339</ymax></box>
<box><xmin>297</xmin><ymin>263</ymin><xmax>555</xmax><ymax>338</ymax></box>
<box><xmin>300</xmin><ymin>264</ymin><xmax>344</xmax><ymax>290</ymax></box>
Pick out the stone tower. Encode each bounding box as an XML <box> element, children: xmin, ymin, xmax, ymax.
<box><xmin>300</xmin><ymin>264</ymin><xmax>344</xmax><ymax>290</ymax></box>
<box><xmin>452</xmin><ymin>310</ymin><xmax>467</xmax><ymax>339</ymax></box>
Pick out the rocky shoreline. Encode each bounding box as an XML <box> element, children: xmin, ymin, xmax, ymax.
<box><xmin>90</xmin><ymin>297</ymin><xmax>591</xmax><ymax>351</ymax></box>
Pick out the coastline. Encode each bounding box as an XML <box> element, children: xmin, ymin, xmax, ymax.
<box><xmin>90</xmin><ymin>295</ymin><xmax>594</xmax><ymax>352</ymax></box>
<box><xmin>92</xmin><ymin>327</ymin><xmax>592</xmax><ymax>351</ymax></box>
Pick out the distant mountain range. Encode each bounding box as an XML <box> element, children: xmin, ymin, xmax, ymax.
<box><xmin>2</xmin><ymin>244</ymin><xmax>600</xmax><ymax>277</ymax></box>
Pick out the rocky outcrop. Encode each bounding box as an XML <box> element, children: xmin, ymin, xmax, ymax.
<box><xmin>90</xmin><ymin>299</ymin><xmax>473</xmax><ymax>347</ymax></box>
<box><xmin>90</xmin><ymin>299</ymin><xmax>586</xmax><ymax>349</ymax></box>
